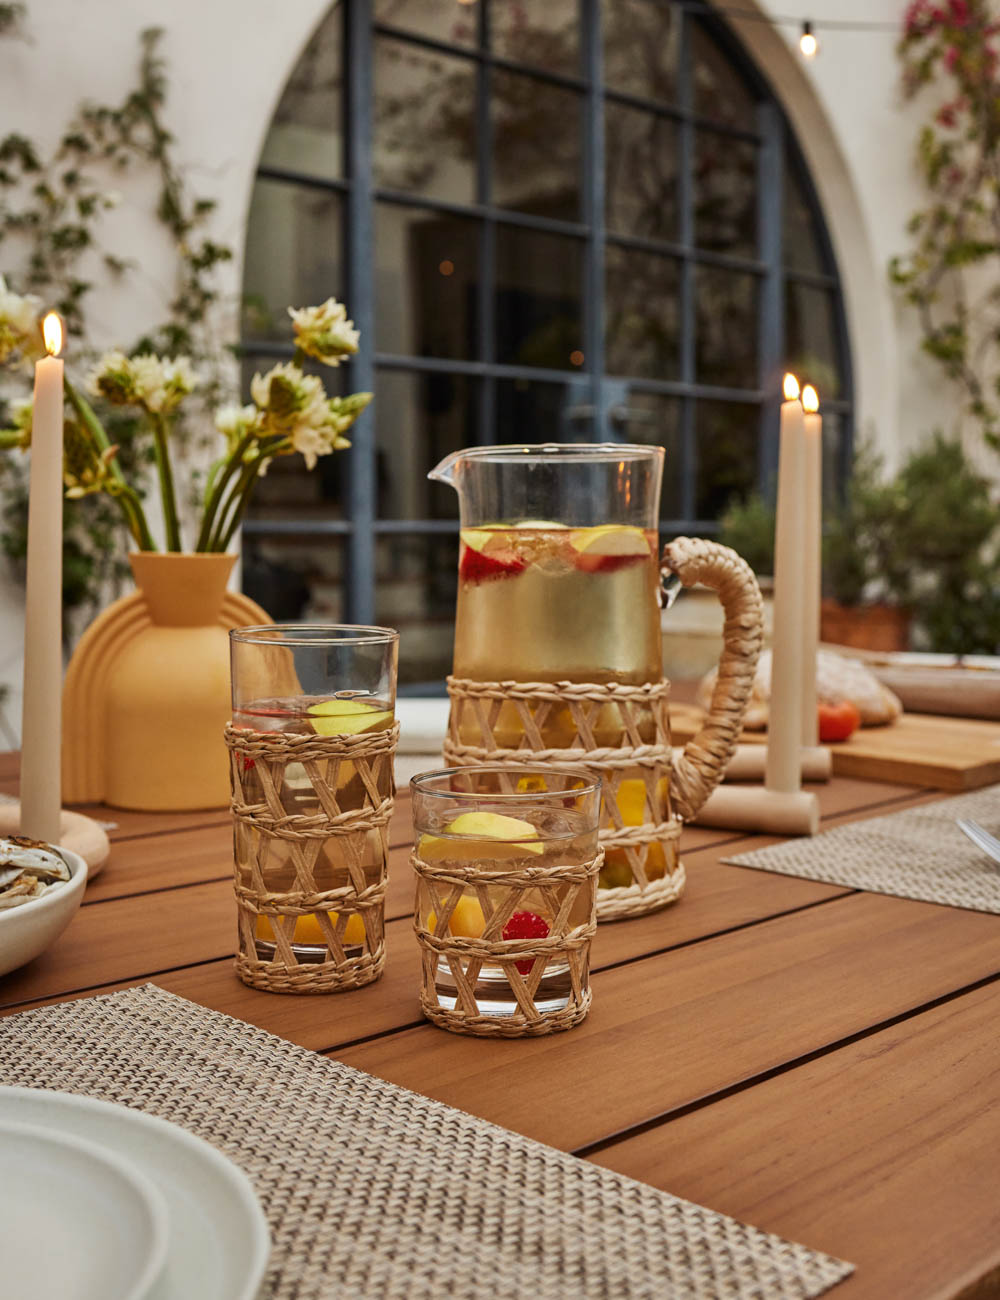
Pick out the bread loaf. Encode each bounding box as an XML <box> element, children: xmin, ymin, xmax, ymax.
<box><xmin>695</xmin><ymin>647</ymin><xmax>903</xmax><ymax>729</ymax></box>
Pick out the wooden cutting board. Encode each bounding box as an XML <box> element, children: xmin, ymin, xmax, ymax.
<box><xmin>669</xmin><ymin>704</ymin><xmax>1000</xmax><ymax>792</ymax></box>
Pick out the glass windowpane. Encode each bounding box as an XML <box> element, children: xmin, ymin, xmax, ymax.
<box><xmin>492</xmin><ymin>71</ymin><xmax>583</xmax><ymax>222</ymax></box>
<box><xmin>605</xmin><ymin>246</ymin><xmax>680</xmax><ymax>380</ymax></box>
<box><xmin>783</xmin><ymin>160</ymin><xmax>826</xmax><ymax>275</ymax></box>
<box><xmin>242</xmin><ymin>180</ymin><xmax>344</xmax><ymax>342</ymax></box>
<box><xmin>375</xmin><ymin>532</ymin><xmax>458</xmax><ymax>685</ymax></box>
<box><xmin>375</xmin><ymin>205</ymin><xmax>479</xmax><ymax>360</ymax></box>
<box><xmin>496</xmin><ymin>377</ymin><xmax>583</xmax><ymax>440</ymax></box>
<box><xmin>495</xmin><ymin>227</ymin><xmax>584</xmax><ymax>368</ymax></box>
<box><xmin>490</xmin><ymin>0</ymin><xmax>580</xmax><ymax>77</ymax></box>
<box><xmin>691</xmin><ymin>19</ymin><xmax>757</xmax><ymax>127</ymax></box>
<box><xmin>617</xmin><ymin>391</ymin><xmax>683</xmax><ymax>519</ymax></box>
<box><xmin>259</xmin><ymin>4</ymin><xmax>344</xmax><ymax>181</ymax></box>
<box><xmin>374</xmin><ymin>370</ymin><xmax>477</xmax><ymax>519</ymax></box>
<box><xmin>694</xmin><ymin>130</ymin><xmax>757</xmax><ymax>258</ymax></box>
<box><xmin>602</xmin><ymin>0</ymin><xmax>678</xmax><ymax>105</ymax></box>
<box><xmin>694</xmin><ymin>400</ymin><xmax>759</xmax><ymax>519</ymax></box>
<box><xmin>695</xmin><ymin>267</ymin><xmax>757</xmax><ymax>389</ymax></box>
<box><xmin>605</xmin><ymin>104</ymin><xmax>678</xmax><ymax>243</ymax></box>
<box><xmin>374</xmin><ymin>36</ymin><xmax>476</xmax><ymax>203</ymax></box>
<box><xmin>374</xmin><ymin>0</ymin><xmax>476</xmax><ymax>48</ymax></box>
<box><xmin>243</xmin><ymin>535</ymin><xmax>346</xmax><ymax>623</ymax></box>
<box><xmin>785</xmin><ymin>282</ymin><xmax>842</xmax><ymax>399</ymax></box>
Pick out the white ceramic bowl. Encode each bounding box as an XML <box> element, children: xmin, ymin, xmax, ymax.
<box><xmin>0</xmin><ymin>846</ymin><xmax>87</xmax><ymax>978</ymax></box>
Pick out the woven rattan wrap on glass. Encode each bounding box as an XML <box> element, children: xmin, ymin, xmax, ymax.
<box><xmin>412</xmin><ymin>843</ymin><xmax>603</xmax><ymax>1037</ymax></box>
<box><xmin>443</xmin><ymin>538</ymin><xmax>764</xmax><ymax>920</ymax></box>
<box><xmin>225</xmin><ymin>721</ymin><xmax>399</xmax><ymax>993</ymax></box>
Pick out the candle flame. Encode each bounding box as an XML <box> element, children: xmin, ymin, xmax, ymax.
<box><xmin>802</xmin><ymin>384</ymin><xmax>819</xmax><ymax>414</ymax></box>
<box><xmin>782</xmin><ymin>372</ymin><xmax>800</xmax><ymax>401</ymax></box>
<box><xmin>42</xmin><ymin>312</ymin><xmax>63</xmax><ymax>357</ymax></box>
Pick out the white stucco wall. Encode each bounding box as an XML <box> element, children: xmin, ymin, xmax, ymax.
<box><xmin>747</xmin><ymin>0</ymin><xmax>956</xmax><ymax>467</ymax></box>
<box><xmin>0</xmin><ymin>0</ymin><xmax>953</xmax><ymax>736</ymax></box>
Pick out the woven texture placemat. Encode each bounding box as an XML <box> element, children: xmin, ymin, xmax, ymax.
<box><xmin>0</xmin><ymin>985</ymin><xmax>852</xmax><ymax>1299</ymax></box>
<box><xmin>724</xmin><ymin>784</ymin><xmax>1000</xmax><ymax>911</ymax></box>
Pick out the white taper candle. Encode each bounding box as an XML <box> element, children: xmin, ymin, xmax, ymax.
<box><xmin>765</xmin><ymin>373</ymin><xmax>806</xmax><ymax>794</ymax></box>
<box><xmin>800</xmin><ymin>385</ymin><xmax>822</xmax><ymax>748</ymax></box>
<box><xmin>20</xmin><ymin>312</ymin><xmax>64</xmax><ymax>844</ymax></box>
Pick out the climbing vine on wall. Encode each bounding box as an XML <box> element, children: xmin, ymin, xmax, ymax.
<box><xmin>0</xmin><ymin>20</ymin><xmax>232</xmax><ymax>626</ymax></box>
<box><xmin>891</xmin><ymin>0</ymin><xmax>1000</xmax><ymax>447</ymax></box>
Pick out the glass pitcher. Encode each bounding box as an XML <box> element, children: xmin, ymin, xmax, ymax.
<box><xmin>430</xmin><ymin>444</ymin><xmax>669</xmax><ymax>689</ymax></box>
<box><xmin>429</xmin><ymin>443</ymin><xmax>764</xmax><ymax>913</ymax></box>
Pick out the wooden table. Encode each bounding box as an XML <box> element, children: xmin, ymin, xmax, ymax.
<box><xmin>3</xmin><ymin>750</ymin><xmax>1000</xmax><ymax>1299</ymax></box>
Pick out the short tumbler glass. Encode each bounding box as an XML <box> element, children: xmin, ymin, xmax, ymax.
<box><xmin>229</xmin><ymin>624</ymin><xmax>398</xmax><ymax>980</ymax></box>
<box><xmin>411</xmin><ymin>766</ymin><xmax>602</xmax><ymax>1034</ymax></box>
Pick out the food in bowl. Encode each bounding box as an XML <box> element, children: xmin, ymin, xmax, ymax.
<box><xmin>0</xmin><ymin>836</ymin><xmax>71</xmax><ymax>909</ymax></box>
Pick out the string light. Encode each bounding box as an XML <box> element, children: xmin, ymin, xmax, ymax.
<box><xmin>799</xmin><ymin>20</ymin><xmax>818</xmax><ymax>58</ymax></box>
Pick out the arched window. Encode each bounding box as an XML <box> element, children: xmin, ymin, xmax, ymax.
<box><xmin>241</xmin><ymin>0</ymin><xmax>852</xmax><ymax>688</ymax></box>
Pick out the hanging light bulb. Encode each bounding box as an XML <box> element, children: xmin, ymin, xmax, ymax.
<box><xmin>800</xmin><ymin>21</ymin><xmax>818</xmax><ymax>58</ymax></box>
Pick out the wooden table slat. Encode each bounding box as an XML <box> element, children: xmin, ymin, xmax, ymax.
<box><xmin>3</xmin><ymin>746</ymin><xmax>999</xmax><ymax>1300</ymax></box>
<box><xmin>590</xmin><ymin>977</ymin><xmax>1000</xmax><ymax>1300</ymax></box>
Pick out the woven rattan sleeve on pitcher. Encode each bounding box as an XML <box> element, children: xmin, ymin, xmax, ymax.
<box><xmin>663</xmin><ymin>537</ymin><xmax>764</xmax><ymax>822</ymax></box>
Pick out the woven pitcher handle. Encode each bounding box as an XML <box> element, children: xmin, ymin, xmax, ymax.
<box><xmin>662</xmin><ymin>537</ymin><xmax>764</xmax><ymax>821</ymax></box>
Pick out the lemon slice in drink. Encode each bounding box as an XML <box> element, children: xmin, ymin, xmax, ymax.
<box><xmin>256</xmin><ymin>911</ymin><xmax>367</xmax><ymax>945</ymax></box>
<box><xmin>418</xmin><ymin>810</ymin><xmax>544</xmax><ymax>861</ymax></box>
<box><xmin>307</xmin><ymin>697</ymin><xmax>394</xmax><ymax>737</ymax></box>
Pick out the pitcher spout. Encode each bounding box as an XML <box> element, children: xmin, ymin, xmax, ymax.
<box><xmin>428</xmin><ymin>449</ymin><xmax>464</xmax><ymax>486</ymax></box>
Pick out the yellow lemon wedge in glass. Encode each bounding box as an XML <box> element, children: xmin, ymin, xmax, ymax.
<box><xmin>256</xmin><ymin>911</ymin><xmax>367</xmax><ymax>946</ymax></box>
<box><xmin>307</xmin><ymin>697</ymin><xmax>393</xmax><ymax>737</ymax></box>
<box><xmin>418</xmin><ymin>810</ymin><xmax>545</xmax><ymax>862</ymax></box>
<box><xmin>426</xmin><ymin>894</ymin><xmax>486</xmax><ymax>938</ymax></box>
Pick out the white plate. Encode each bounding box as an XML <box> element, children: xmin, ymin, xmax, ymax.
<box><xmin>0</xmin><ymin>1088</ymin><xmax>270</xmax><ymax>1300</ymax></box>
<box><xmin>0</xmin><ymin>1118</ymin><xmax>170</xmax><ymax>1300</ymax></box>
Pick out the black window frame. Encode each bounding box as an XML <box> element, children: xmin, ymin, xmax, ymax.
<box><xmin>241</xmin><ymin>0</ymin><xmax>853</xmax><ymax>627</ymax></box>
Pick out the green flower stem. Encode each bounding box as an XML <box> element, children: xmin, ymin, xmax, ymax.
<box><xmin>115</xmin><ymin>485</ymin><xmax>157</xmax><ymax>551</ymax></box>
<box><xmin>209</xmin><ymin>459</ymin><xmax>259</xmax><ymax>553</ymax></box>
<box><xmin>150</xmin><ymin>411</ymin><xmax>182</xmax><ymax>551</ymax></box>
<box><xmin>195</xmin><ymin>431</ymin><xmax>253</xmax><ymax>551</ymax></box>
<box><xmin>64</xmin><ymin>379</ymin><xmax>124</xmax><ymax>483</ymax></box>
<box><xmin>63</xmin><ymin>377</ymin><xmax>157</xmax><ymax>550</ymax></box>
<box><xmin>202</xmin><ymin>453</ymin><xmax>228</xmax><ymax>510</ymax></box>
<box><xmin>208</xmin><ymin>440</ymin><xmax>285</xmax><ymax>552</ymax></box>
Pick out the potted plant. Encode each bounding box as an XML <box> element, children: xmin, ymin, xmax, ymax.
<box><xmin>718</xmin><ymin>436</ymin><xmax>1000</xmax><ymax>655</ymax></box>
<box><xmin>0</xmin><ymin>288</ymin><xmax>372</xmax><ymax>809</ymax></box>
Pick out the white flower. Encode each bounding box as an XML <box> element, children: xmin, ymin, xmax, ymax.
<box><xmin>288</xmin><ymin>297</ymin><xmax>360</xmax><ymax>366</ymax></box>
<box><xmin>251</xmin><ymin>362</ymin><xmax>327</xmax><ymax>432</ymax></box>
<box><xmin>86</xmin><ymin>350</ymin><xmax>197</xmax><ymax>413</ymax></box>
<box><xmin>86</xmin><ymin>349</ymin><xmax>135</xmax><ymax>404</ymax></box>
<box><xmin>0</xmin><ymin>274</ymin><xmax>42</xmax><ymax>363</ymax></box>
<box><xmin>129</xmin><ymin>354</ymin><xmax>168</xmax><ymax>411</ymax></box>
<box><xmin>214</xmin><ymin>402</ymin><xmax>261</xmax><ymax>445</ymax></box>
<box><xmin>290</xmin><ymin>422</ymin><xmax>326</xmax><ymax>471</ymax></box>
<box><xmin>133</xmin><ymin>353</ymin><xmax>198</xmax><ymax>413</ymax></box>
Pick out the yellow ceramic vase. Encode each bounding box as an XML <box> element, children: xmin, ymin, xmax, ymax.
<box><xmin>62</xmin><ymin>553</ymin><xmax>271</xmax><ymax>811</ymax></box>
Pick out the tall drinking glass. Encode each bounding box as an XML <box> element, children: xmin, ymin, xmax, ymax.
<box><xmin>411</xmin><ymin>766</ymin><xmax>602</xmax><ymax>1035</ymax></box>
<box><xmin>228</xmin><ymin>624</ymin><xmax>398</xmax><ymax>992</ymax></box>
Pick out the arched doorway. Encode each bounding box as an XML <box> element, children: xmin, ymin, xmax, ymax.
<box><xmin>241</xmin><ymin>0</ymin><xmax>852</xmax><ymax>687</ymax></box>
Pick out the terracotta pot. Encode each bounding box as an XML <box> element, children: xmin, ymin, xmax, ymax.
<box><xmin>820</xmin><ymin>599</ymin><xmax>910</xmax><ymax>653</ymax></box>
<box><xmin>62</xmin><ymin>553</ymin><xmax>271</xmax><ymax>811</ymax></box>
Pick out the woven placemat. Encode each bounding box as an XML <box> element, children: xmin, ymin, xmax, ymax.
<box><xmin>0</xmin><ymin>985</ymin><xmax>852</xmax><ymax>1299</ymax></box>
<box><xmin>724</xmin><ymin>784</ymin><xmax>1000</xmax><ymax>911</ymax></box>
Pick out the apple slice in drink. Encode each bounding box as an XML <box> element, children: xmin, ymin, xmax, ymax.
<box><xmin>307</xmin><ymin>697</ymin><xmax>394</xmax><ymax>737</ymax></box>
<box><xmin>418</xmin><ymin>810</ymin><xmax>545</xmax><ymax>862</ymax></box>
<box><xmin>459</xmin><ymin>526</ymin><xmax>526</xmax><ymax>583</ymax></box>
<box><xmin>569</xmin><ymin>524</ymin><xmax>651</xmax><ymax>573</ymax></box>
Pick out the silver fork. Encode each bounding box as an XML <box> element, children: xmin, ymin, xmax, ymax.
<box><xmin>956</xmin><ymin>818</ymin><xmax>1000</xmax><ymax>866</ymax></box>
